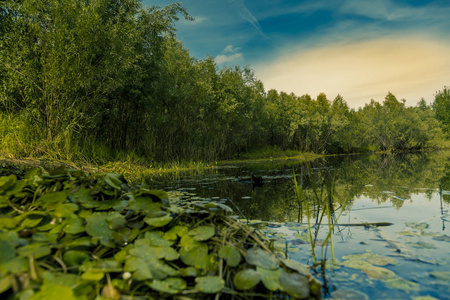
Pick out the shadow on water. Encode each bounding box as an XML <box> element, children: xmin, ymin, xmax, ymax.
<box><xmin>149</xmin><ymin>151</ymin><xmax>450</xmax><ymax>299</ymax></box>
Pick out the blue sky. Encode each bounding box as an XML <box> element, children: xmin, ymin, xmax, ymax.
<box><xmin>146</xmin><ymin>0</ymin><xmax>450</xmax><ymax>108</ymax></box>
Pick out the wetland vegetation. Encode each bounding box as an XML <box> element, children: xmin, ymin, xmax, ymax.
<box><xmin>1</xmin><ymin>0</ymin><xmax>450</xmax><ymax>299</ymax></box>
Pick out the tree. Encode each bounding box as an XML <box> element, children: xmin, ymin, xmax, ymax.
<box><xmin>433</xmin><ymin>86</ymin><xmax>450</xmax><ymax>134</ymax></box>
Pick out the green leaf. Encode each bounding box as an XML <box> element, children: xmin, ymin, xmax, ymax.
<box><xmin>0</xmin><ymin>239</ymin><xmax>16</xmax><ymax>264</ymax></box>
<box><xmin>63</xmin><ymin>250</ymin><xmax>90</xmax><ymax>267</ymax></box>
<box><xmin>245</xmin><ymin>247</ymin><xmax>279</xmax><ymax>270</ymax></box>
<box><xmin>195</xmin><ymin>276</ymin><xmax>225</xmax><ymax>293</ymax></box>
<box><xmin>0</xmin><ymin>175</ymin><xmax>17</xmax><ymax>192</ymax></box>
<box><xmin>149</xmin><ymin>277</ymin><xmax>187</xmax><ymax>294</ymax></box>
<box><xmin>361</xmin><ymin>266</ymin><xmax>396</xmax><ymax>280</ymax></box>
<box><xmin>17</xmin><ymin>243</ymin><xmax>51</xmax><ymax>259</ymax></box>
<box><xmin>85</xmin><ymin>213</ymin><xmax>114</xmax><ymax>239</ymax></box>
<box><xmin>233</xmin><ymin>269</ymin><xmax>261</xmax><ymax>290</ymax></box>
<box><xmin>164</xmin><ymin>225</ymin><xmax>188</xmax><ymax>240</ymax></box>
<box><xmin>29</xmin><ymin>283</ymin><xmax>77</xmax><ymax>300</ymax></box>
<box><xmin>81</xmin><ymin>269</ymin><xmax>105</xmax><ymax>281</ymax></box>
<box><xmin>180</xmin><ymin>243</ymin><xmax>209</xmax><ymax>268</ymax></box>
<box><xmin>188</xmin><ymin>226</ymin><xmax>215</xmax><ymax>241</ymax></box>
<box><xmin>257</xmin><ymin>267</ymin><xmax>283</xmax><ymax>291</ymax></box>
<box><xmin>218</xmin><ymin>245</ymin><xmax>241</xmax><ymax>267</ymax></box>
<box><xmin>144</xmin><ymin>214</ymin><xmax>173</xmax><ymax>227</ymax></box>
<box><xmin>145</xmin><ymin>231</ymin><xmax>173</xmax><ymax>246</ymax></box>
<box><xmin>279</xmin><ymin>271</ymin><xmax>310</xmax><ymax>299</ymax></box>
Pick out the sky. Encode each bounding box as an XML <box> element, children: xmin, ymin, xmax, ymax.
<box><xmin>146</xmin><ymin>0</ymin><xmax>450</xmax><ymax>108</ymax></box>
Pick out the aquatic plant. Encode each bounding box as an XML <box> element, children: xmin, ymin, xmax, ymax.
<box><xmin>0</xmin><ymin>165</ymin><xmax>321</xmax><ymax>299</ymax></box>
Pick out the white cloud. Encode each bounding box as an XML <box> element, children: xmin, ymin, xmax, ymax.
<box><xmin>224</xmin><ymin>45</ymin><xmax>242</xmax><ymax>53</ymax></box>
<box><xmin>215</xmin><ymin>53</ymin><xmax>244</xmax><ymax>64</ymax></box>
<box><xmin>255</xmin><ymin>35</ymin><xmax>450</xmax><ymax>108</ymax></box>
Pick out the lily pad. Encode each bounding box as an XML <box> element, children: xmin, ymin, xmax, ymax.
<box><xmin>330</xmin><ymin>289</ymin><xmax>369</xmax><ymax>300</ymax></box>
<box><xmin>195</xmin><ymin>276</ymin><xmax>225</xmax><ymax>293</ymax></box>
<box><xmin>234</xmin><ymin>269</ymin><xmax>261</xmax><ymax>290</ymax></box>
<box><xmin>279</xmin><ymin>270</ymin><xmax>310</xmax><ymax>299</ymax></box>
<box><xmin>361</xmin><ymin>266</ymin><xmax>396</xmax><ymax>280</ymax></box>
<box><xmin>245</xmin><ymin>247</ymin><xmax>279</xmax><ymax>270</ymax></box>
<box><xmin>385</xmin><ymin>278</ymin><xmax>420</xmax><ymax>291</ymax></box>
<box><xmin>367</xmin><ymin>256</ymin><xmax>397</xmax><ymax>266</ymax></box>
<box><xmin>144</xmin><ymin>214</ymin><xmax>173</xmax><ymax>228</ymax></box>
<box><xmin>341</xmin><ymin>260</ymin><xmax>372</xmax><ymax>270</ymax></box>
<box><xmin>29</xmin><ymin>283</ymin><xmax>77</xmax><ymax>300</ymax></box>
<box><xmin>85</xmin><ymin>213</ymin><xmax>114</xmax><ymax>240</ymax></box>
<box><xmin>218</xmin><ymin>245</ymin><xmax>241</xmax><ymax>267</ymax></box>
<box><xmin>188</xmin><ymin>226</ymin><xmax>215</xmax><ymax>241</ymax></box>
<box><xmin>430</xmin><ymin>271</ymin><xmax>450</xmax><ymax>281</ymax></box>
<box><xmin>257</xmin><ymin>267</ymin><xmax>283</xmax><ymax>291</ymax></box>
<box><xmin>149</xmin><ymin>277</ymin><xmax>187</xmax><ymax>294</ymax></box>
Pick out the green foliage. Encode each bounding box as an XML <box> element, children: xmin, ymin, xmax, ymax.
<box><xmin>0</xmin><ymin>0</ymin><xmax>448</xmax><ymax>164</ymax></box>
<box><xmin>0</xmin><ymin>165</ymin><xmax>320</xmax><ymax>299</ymax></box>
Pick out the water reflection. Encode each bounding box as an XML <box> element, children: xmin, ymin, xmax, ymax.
<box><xmin>150</xmin><ymin>151</ymin><xmax>450</xmax><ymax>299</ymax></box>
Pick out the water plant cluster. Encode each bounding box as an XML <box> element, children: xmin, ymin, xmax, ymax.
<box><xmin>0</xmin><ymin>165</ymin><xmax>321</xmax><ymax>299</ymax></box>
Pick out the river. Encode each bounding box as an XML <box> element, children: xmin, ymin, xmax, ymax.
<box><xmin>149</xmin><ymin>151</ymin><xmax>450</xmax><ymax>299</ymax></box>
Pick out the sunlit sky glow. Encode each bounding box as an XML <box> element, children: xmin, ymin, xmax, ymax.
<box><xmin>147</xmin><ymin>0</ymin><xmax>450</xmax><ymax>108</ymax></box>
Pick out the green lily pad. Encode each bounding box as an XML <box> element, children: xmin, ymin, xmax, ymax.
<box><xmin>279</xmin><ymin>270</ymin><xmax>310</xmax><ymax>299</ymax></box>
<box><xmin>0</xmin><ymin>276</ymin><xmax>11</xmax><ymax>294</ymax></box>
<box><xmin>81</xmin><ymin>270</ymin><xmax>104</xmax><ymax>281</ymax></box>
<box><xmin>17</xmin><ymin>243</ymin><xmax>51</xmax><ymax>259</ymax></box>
<box><xmin>0</xmin><ymin>256</ymin><xmax>29</xmax><ymax>273</ymax></box>
<box><xmin>341</xmin><ymin>260</ymin><xmax>372</xmax><ymax>270</ymax></box>
<box><xmin>281</xmin><ymin>258</ymin><xmax>310</xmax><ymax>275</ymax></box>
<box><xmin>218</xmin><ymin>245</ymin><xmax>241</xmax><ymax>267</ymax></box>
<box><xmin>330</xmin><ymin>289</ymin><xmax>369</xmax><ymax>300</ymax></box>
<box><xmin>39</xmin><ymin>191</ymin><xmax>67</xmax><ymax>208</ymax></box>
<box><xmin>367</xmin><ymin>256</ymin><xmax>397</xmax><ymax>266</ymax></box>
<box><xmin>234</xmin><ymin>269</ymin><xmax>261</xmax><ymax>290</ymax></box>
<box><xmin>257</xmin><ymin>267</ymin><xmax>283</xmax><ymax>291</ymax></box>
<box><xmin>245</xmin><ymin>247</ymin><xmax>279</xmax><ymax>270</ymax></box>
<box><xmin>195</xmin><ymin>276</ymin><xmax>225</xmax><ymax>293</ymax></box>
<box><xmin>29</xmin><ymin>283</ymin><xmax>77</xmax><ymax>300</ymax></box>
<box><xmin>180</xmin><ymin>235</ymin><xmax>203</xmax><ymax>252</ymax></box>
<box><xmin>63</xmin><ymin>250</ymin><xmax>90</xmax><ymax>267</ymax></box>
<box><xmin>85</xmin><ymin>212</ymin><xmax>114</xmax><ymax>239</ymax></box>
<box><xmin>188</xmin><ymin>226</ymin><xmax>215</xmax><ymax>241</ymax></box>
<box><xmin>0</xmin><ymin>240</ymin><xmax>16</xmax><ymax>264</ymax></box>
<box><xmin>149</xmin><ymin>277</ymin><xmax>186</xmax><ymax>294</ymax></box>
<box><xmin>0</xmin><ymin>175</ymin><xmax>17</xmax><ymax>192</ymax></box>
<box><xmin>430</xmin><ymin>271</ymin><xmax>450</xmax><ymax>281</ymax></box>
<box><xmin>145</xmin><ymin>231</ymin><xmax>173</xmax><ymax>247</ymax></box>
<box><xmin>385</xmin><ymin>278</ymin><xmax>420</xmax><ymax>291</ymax></box>
<box><xmin>361</xmin><ymin>266</ymin><xmax>396</xmax><ymax>280</ymax></box>
<box><xmin>180</xmin><ymin>243</ymin><xmax>210</xmax><ymax>269</ymax></box>
<box><xmin>144</xmin><ymin>214</ymin><xmax>173</xmax><ymax>227</ymax></box>
<box><xmin>164</xmin><ymin>225</ymin><xmax>188</xmax><ymax>240</ymax></box>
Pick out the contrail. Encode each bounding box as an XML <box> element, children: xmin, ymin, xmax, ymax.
<box><xmin>229</xmin><ymin>0</ymin><xmax>271</xmax><ymax>40</ymax></box>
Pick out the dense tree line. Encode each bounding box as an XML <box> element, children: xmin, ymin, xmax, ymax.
<box><xmin>1</xmin><ymin>0</ymin><xmax>449</xmax><ymax>162</ymax></box>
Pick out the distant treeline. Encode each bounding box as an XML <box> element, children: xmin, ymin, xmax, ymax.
<box><xmin>1</xmin><ymin>0</ymin><xmax>449</xmax><ymax>162</ymax></box>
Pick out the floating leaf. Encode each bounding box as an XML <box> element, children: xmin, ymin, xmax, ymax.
<box><xmin>188</xmin><ymin>226</ymin><xmax>215</xmax><ymax>241</ymax></box>
<box><xmin>164</xmin><ymin>225</ymin><xmax>188</xmax><ymax>240</ymax></box>
<box><xmin>430</xmin><ymin>271</ymin><xmax>450</xmax><ymax>281</ymax></box>
<box><xmin>17</xmin><ymin>243</ymin><xmax>51</xmax><ymax>259</ymax></box>
<box><xmin>341</xmin><ymin>260</ymin><xmax>372</xmax><ymax>270</ymax></box>
<box><xmin>361</xmin><ymin>266</ymin><xmax>396</xmax><ymax>280</ymax></box>
<box><xmin>257</xmin><ymin>267</ymin><xmax>283</xmax><ymax>291</ymax></box>
<box><xmin>145</xmin><ymin>231</ymin><xmax>173</xmax><ymax>247</ymax></box>
<box><xmin>279</xmin><ymin>270</ymin><xmax>310</xmax><ymax>299</ymax></box>
<box><xmin>149</xmin><ymin>277</ymin><xmax>186</xmax><ymax>294</ymax></box>
<box><xmin>219</xmin><ymin>245</ymin><xmax>241</xmax><ymax>267</ymax></box>
<box><xmin>195</xmin><ymin>276</ymin><xmax>225</xmax><ymax>293</ymax></box>
<box><xmin>330</xmin><ymin>289</ymin><xmax>369</xmax><ymax>300</ymax></box>
<box><xmin>367</xmin><ymin>256</ymin><xmax>397</xmax><ymax>266</ymax></box>
<box><xmin>245</xmin><ymin>247</ymin><xmax>278</xmax><ymax>270</ymax></box>
<box><xmin>234</xmin><ymin>269</ymin><xmax>261</xmax><ymax>290</ymax></box>
<box><xmin>385</xmin><ymin>278</ymin><xmax>420</xmax><ymax>291</ymax></box>
<box><xmin>144</xmin><ymin>214</ymin><xmax>173</xmax><ymax>227</ymax></box>
<box><xmin>63</xmin><ymin>250</ymin><xmax>90</xmax><ymax>267</ymax></box>
<box><xmin>0</xmin><ymin>175</ymin><xmax>16</xmax><ymax>192</ymax></box>
<box><xmin>180</xmin><ymin>243</ymin><xmax>209</xmax><ymax>269</ymax></box>
<box><xmin>85</xmin><ymin>213</ymin><xmax>114</xmax><ymax>239</ymax></box>
<box><xmin>281</xmin><ymin>258</ymin><xmax>310</xmax><ymax>275</ymax></box>
<box><xmin>406</xmin><ymin>222</ymin><xmax>429</xmax><ymax>230</ymax></box>
<box><xmin>0</xmin><ymin>240</ymin><xmax>16</xmax><ymax>264</ymax></box>
<box><xmin>0</xmin><ymin>276</ymin><xmax>11</xmax><ymax>294</ymax></box>
<box><xmin>81</xmin><ymin>270</ymin><xmax>105</xmax><ymax>281</ymax></box>
<box><xmin>29</xmin><ymin>283</ymin><xmax>77</xmax><ymax>300</ymax></box>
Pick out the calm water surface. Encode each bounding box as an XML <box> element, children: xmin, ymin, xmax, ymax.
<box><xmin>151</xmin><ymin>151</ymin><xmax>450</xmax><ymax>300</ymax></box>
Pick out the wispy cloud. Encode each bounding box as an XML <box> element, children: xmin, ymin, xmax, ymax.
<box><xmin>228</xmin><ymin>0</ymin><xmax>270</xmax><ymax>40</ymax></box>
<box><xmin>215</xmin><ymin>44</ymin><xmax>244</xmax><ymax>65</ymax></box>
